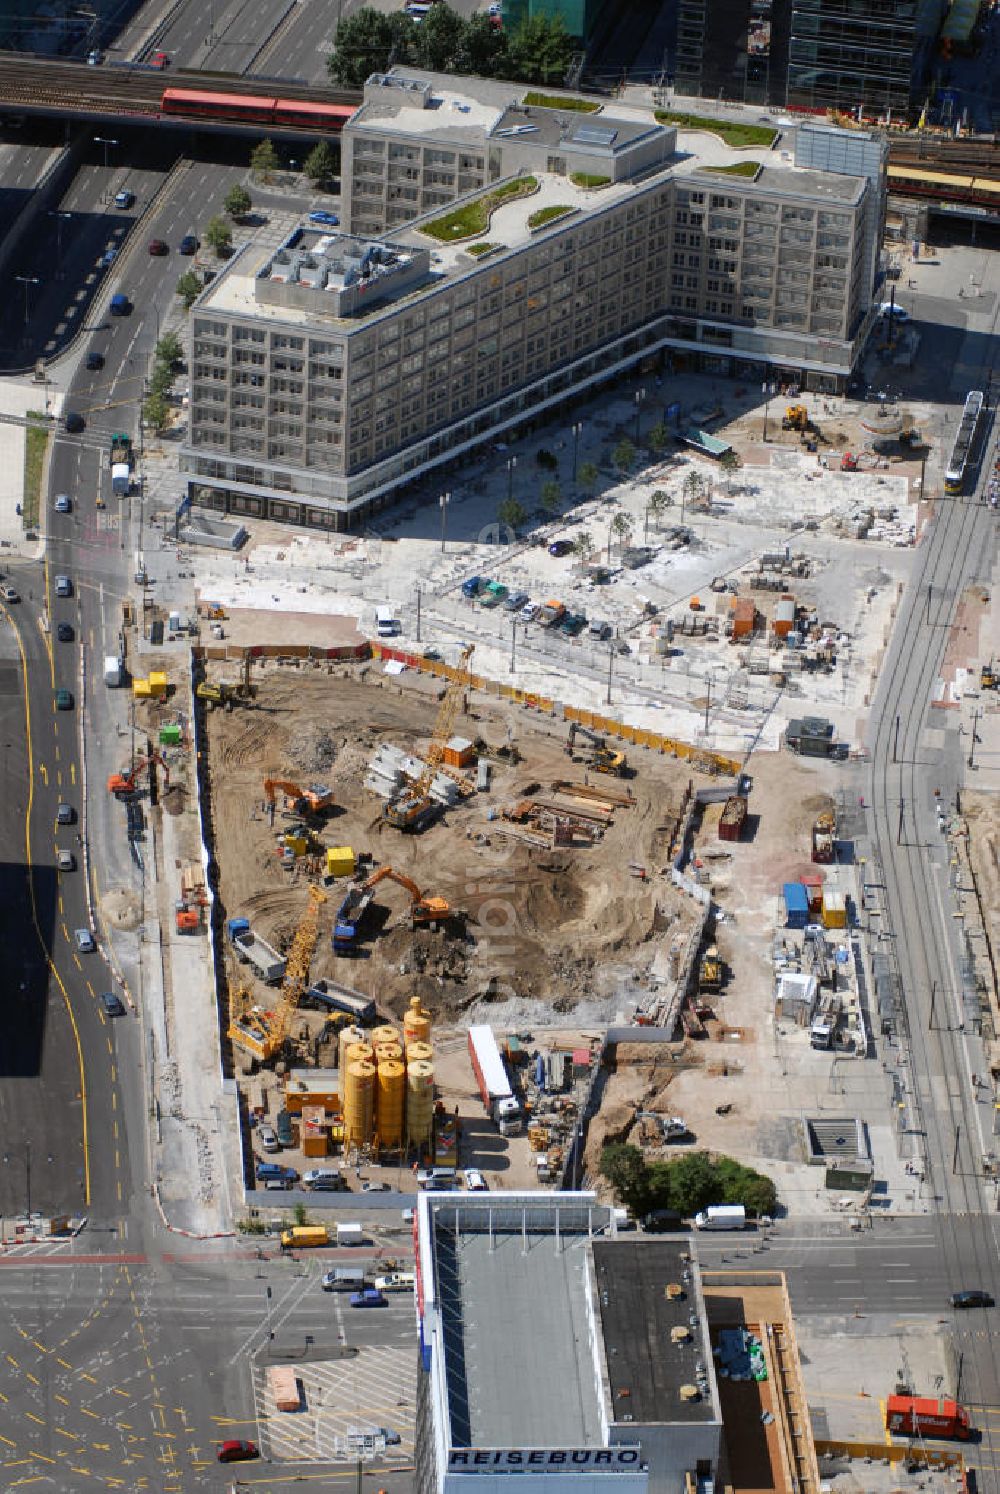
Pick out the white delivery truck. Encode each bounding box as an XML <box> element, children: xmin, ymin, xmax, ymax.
<box><xmin>694</xmin><ymin>1204</ymin><xmax>747</xmax><ymax>1231</ymax></box>
<box><xmin>336</xmin><ymin>1221</ymin><xmax>364</xmax><ymax>1247</ymax></box>
<box><xmin>375</xmin><ymin>606</ymin><xmax>401</xmax><ymax>638</ymax></box>
<box><xmin>104</xmin><ymin>654</ymin><xmax>124</xmax><ymax>687</ymax></box>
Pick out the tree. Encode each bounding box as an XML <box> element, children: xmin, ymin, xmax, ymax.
<box><xmin>225</xmin><ymin>183</ymin><xmax>252</xmax><ymax>221</ymax></box>
<box><xmin>304</xmin><ymin>140</ymin><xmax>336</xmax><ymax>189</ymax></box>
<box><xmin>497</xmin><ymin>497</ymin><xmax>527</xmax><ymax>532</ymax></box>
<box><xmin>504</xmin><ymin>13</ymin><xmax>574</xmax><ymax>84</ymax></box>
<box><xmin>540</xmin><ymin>479</ymin><xmax>561</xmax><ymax>515</ymax></box>
<box><xmin>176</xmin><ymin>270</ymin><xmax>202</xmax><ymax>309</ymax></box>
<box><xmin>681</xmin><ymin>470</ymin><xmax>704</xmax><ymax>516</ymax></box>
<box><xmin>572</xmin><ymin>530</ymin><xmax>594</xmax><ymax>560</ymax></box>
<box><xmin>250</xmin><ymin>138</ymin><xmax>280</xmax><ymax>183</ymax></box>
<box><xmin>578</xmin><ymin>460</ymin><xmax>599</xmax><ymax>497</ymax></box>
<box><xmin>655</xmin><ymin>1152</ymin><xmax>718</xmax><ymax>1215</ymax></box>
<box><xmin>327</xmin><ymin>7</ymin><xmax>414</xmax><ymax>86</ymax></box>
<box><xmin>415</xmin><ymin>2</ymin><xmax>466</xmax><ymax>71</ymax></box>
<box><xmin>148</xmin><ymin>363</ymin><xmax>172</xmax><ymax>398</ymax></box>
<box><xmin>458</xmin><ymin>11</ymin><xmax>508</xmax><ymax>75</ymax></box>
<box><xmin>143</xmin><ymin>391</ymin><xmax>168</xmax><ymax>432</ymax></box>
<box><xmin>719</xmin><ymin>449</ymin><xmax>742</xmax><ymax>476</ymax></box>
<box><xmin>647</xmin><ymin>420</ymin><xmax>668</xmax><ymax>456</ymax></box>
<box><xmin>205</xmin><ymin>216</ymin><xmax>232</xmax><ymax>258</ymax></box>
<box><xmin>611</xmin><ymin>510</ymin><xmax>633</xmax><ymax>546</ymax></box>
<box><xmin>647</xmin><ymin>488</ymin><xmax>671</xmax><ymax>532</ymax></box>
<box><xmin>612</xmin><ymin>437</ymin><xmax>636</xmax><ymax>476</ymax></box>
<box><xmin>599</xmin><ymin>1145</ymin><xmax>653</xmax><ymax>1215</ymax></box>
<box><xmin>155</xmin><ymin>332</ymin><xmax>183</xmax><ymax>370</ymax></box>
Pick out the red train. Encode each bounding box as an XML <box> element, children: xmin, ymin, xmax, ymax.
<box><xmin>161</xmin><ymin>88</ymin><xmax>356</xmax><ymax>132</ymax></box>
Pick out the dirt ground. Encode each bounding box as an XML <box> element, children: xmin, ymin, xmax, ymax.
<box><xmin>199</xmin><ymin>658</ymin><xmax>703</xmax><ymax>1032</ymax></box>
<box><xmin>962</xmin><ymin>789</ymin><xmax>1000</xmax><ymax>1048</ymax></box>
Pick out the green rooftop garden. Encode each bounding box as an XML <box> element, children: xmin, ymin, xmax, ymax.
<box><xmin>528</xmin><ymin>204</ymin><xmax>575</xmax><ymax>230</ymax></box>
<box><xmin>422</xmin><ymin>177</ymin><xmax>538</xmax><ymax>242</ymax></box>
<box><xmin>523</xmin><ymin>92</ymin><xmax>601</xmax><ymax>113</ymax></box>
<box><xmin>704</xmin><ymin>160</ymin><xmax>763</xmax><ymax>178</ymax></box>
<box><xmin>654</xmin><ymin>111</ymin><xmax>778</xmax><ymax>149</ymax></box>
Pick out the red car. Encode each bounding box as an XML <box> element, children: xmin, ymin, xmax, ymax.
<box><xmin>218</xmin><ymin>1439</ymin><xmax>259</xmax><ymax>1463</ymax></box>
<box><xmin>151</xmin><ymin>51</ymin><xmax>170</xmax><ymax>68</ymax></box>
<box><xmin>148</xmin><ymin>239</ymin><xmax>169</xmax><ymax>256</ymax></box>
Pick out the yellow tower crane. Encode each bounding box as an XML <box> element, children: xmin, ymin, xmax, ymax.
<box><xmin>383</xmin><ymin>644</ymin><xmax>475</xmax><ymax>831</ymax></box>
<box><xmin>270</xmin><ymin>885</ymin><xmax>328</xmax><ymax>1052</ymax></box>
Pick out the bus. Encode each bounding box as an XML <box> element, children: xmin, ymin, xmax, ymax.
<box><xmin>944</xmin><ymin>390</ymin><xmax>984</xmax><ymax>494</ymax></box>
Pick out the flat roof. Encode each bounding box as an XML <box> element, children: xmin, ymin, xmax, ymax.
<box><xmin>592</xmin><ymin>1239</ymin><xmax>716</xmax><ymax>1425</ymax></box>
<box><xmin>433</xmin><ymin>1212</ymin><xmax>604</xmax><ymax>1448</ymax></box>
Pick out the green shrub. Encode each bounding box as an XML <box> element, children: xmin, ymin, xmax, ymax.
<box><xmin>527</xmin><ymin>204</ymin><xmax>574</xmax><ymax>230</ymax></box>
<box><xmin>423</xmin><ymin>178</ymin><xmax>537</xmax><ymax>242</ymax></box>
<box><xmin>523</xmin><ymin>91</ymin><xmax>600</xmax><ymax>113</ymax></box>
<box><xmin>654</xmin><ymin>111</ymin><xmax>777</xmax><ymax>149</ymax></box>
<box><xmin>569</xmin><ymin>172</ymin><xmax>611</xmax><ymax>189</ymax></box>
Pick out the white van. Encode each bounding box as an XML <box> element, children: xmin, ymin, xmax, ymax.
<box><xmin>694</xmin><ymin>1204</ymin><xmax>747</xmax><ymax>1231</ymax></box>
<box><xmin>104</xmin><ymin>654</ymin><xmax>124</xmax><ymax>687</ymax></box>
<box><xmin>375</xmin><ymin>606</ymin><xmax>401</xmax><ymax>638</ymax></box>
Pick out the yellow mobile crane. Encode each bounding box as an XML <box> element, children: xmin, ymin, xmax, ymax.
<box><xmin>382</xmin><ymin>645</ymin><xmax>474</xmax><ymax>832</ymax></box>
<box><xmin>227</xmin><ymin>886</ymin><xmax>327</xmax><ymax>1065</ymax></box>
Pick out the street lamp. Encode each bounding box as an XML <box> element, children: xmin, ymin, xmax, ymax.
<box><xmin>94</xmin><ymin>136</ymin><xmax>119</xmax><ymax>201</ymax></box>
<box><xmin>571</xmin><ymin>421</ymin><xmax>583</xmax><ymax>484</ymax></box>
<box><xmin>48</xmin><ymin>211</ymin><xmax>72</xmax><ymax>272</ymax></box>
<box><xmin>15</xmin><ymin>275</ymin><xmax>39</xmax><ymax>327</ymax></box>
<box><xmin>634</xmin><ymin>387</ymin><xmax>646</xmax><ymax>444</ymax></box>
<box><xmin>506</xmin><ymin>455</ymin><xmax>517</xmax><ymax>504</ymax></box>
<box><xmin>439</xmin><ymin>490</ymin><xmax>450</xmax><ymax>553</ymax></box>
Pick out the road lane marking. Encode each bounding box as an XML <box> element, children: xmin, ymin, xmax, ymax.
<box><xmin>24</xmin><ymin>1374</ymin><xmax>39</xmax><ymax>1387</ymax></box>
<box><xmin>72</xmin><ymin>954</ymin><xmax>81</xmax><ymax>971</ymax></box>
<box><xmin>79</xmin><ymin>1374</ymin><xmax>97</xmax><ymax>1385</ymax></box>
<box><xmin>6</xmin><ymin>1354</ymin><xmax>18</xmax><ymax>1368</ymax></box>
<box><xmin>70</xmin><ymin>763</ymin><xmax>75</xmax><ymax>786</ymax></box>
<box><xmin>79</xmin><ymin>1408</ymin><xmax>99</xmax><ymax>1420</ymax></box>
<box><xmin>7</xmin><ymin>611</ymin><xmax>92</xmax><ymax>1205</ymax></box>
<box><xmin>24</xmin><ymin>1413</ymin><xmax>44</xmax><ymax>1426</ymax></box>
<box><xmin>53</xmin><ymin>745</ymin><xmax>59</xmax><ymax>762</ymax></box>
<box><xmin>38</xmin><ymin>764</ymin><xmax>47</xmax><ymax>785</ymax></box>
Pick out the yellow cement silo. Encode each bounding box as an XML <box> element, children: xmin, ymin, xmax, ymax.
<box><xmin>338</xmin><ymin>1025</ymin><xmax>366</xmax><ymax>1097</ymax></box>
<box><xmin>343</xmin><ymin>1059</ymin><xmax>376</xmax><ymax>1149</ymax></box>
<box><xmin>406</xmin><ymin>1040</ymin><xmax>433</xmax><ymax>1065</ymax></box>
<box><xmin>403</xmin><ymin>997</ymin><xmax>432</xmax><ymax>1048</ymax></box>
<box><xmin>345</xmin><ymin>1040</ymin><xmax>374</xmax><ymax>1068</ymax></box>
<box><xmin>375</xmin><ymin>1041</ymin><xmax>404</xmax><ymax>1068</ymax></box>
<box><xmin>376</xmin><ymin>1060</ymin><xmax>406</xmax><ymax>1150</ymax></box>
<box><xmin>406</xmin><ymin>1058</ymin><xmax>434</xmax><ymax>1146</ymax></box>
<box><xmin>371</xmin><ymin>1024</ymin><xmax>400</xmax><ymax>1049</ymax></box>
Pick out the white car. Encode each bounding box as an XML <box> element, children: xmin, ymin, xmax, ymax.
<box><xmin>520</xmin><ymin>601</ymin><xmax>540</xmax><ymax>623</ymax></box>
<box><xmin>54</xmin><ymin>494</ymin><xmax>72</xmax><ymax>513</ymax></box>
<box><xmin>74</xmin><ymin>928</ymin><xmax>95</xmax><ymax>953</ymax></box>
<box><xmin>877</xmin><ymin>302</ymin><xmax>908</xmax><ymax>321</ymax></box>
<box><xmin>463</xmin><ymin>1169</ymin><xmax>488</xmax><ymax>1191</ymax></box>
<box><xmin>258</xmin><ymin>1124</ymin><xmax>279</xmax><ymax>1153</ymax></box>
<box><xmin>374</xmin><ymin>1271</ymin><xmax>415</xmax><ymax>1292</ymax></box>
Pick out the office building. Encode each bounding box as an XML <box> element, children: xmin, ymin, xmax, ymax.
<box><xmin>673</xmin><ymin>0</ymin><xmax>944</xmax><ymax>117</ymax></box>
<box><xmin>180</xmin><ymin>71</ymin><xmax>886</xmax><ymax>531</ymax></box>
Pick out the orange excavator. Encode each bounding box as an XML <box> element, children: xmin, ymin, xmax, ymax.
<box><xmin>364</xmin><ymin>865</ymin><xmax>455</xmax><ymax>927</ymax></box>
<box><xmin>263</xmin><ymin>778</ymin><xmax>334</xmax><ymax>818</ymax></box>
<box><xmin>108</xmin><ymin>752</ymin><xmax>170</xmax><ymax>798</ymax></box>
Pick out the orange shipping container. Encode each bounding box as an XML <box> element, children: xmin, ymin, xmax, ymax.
<box><xmin>301</xmin><ymin>1105</ymin><xmax>328</xmax><ymax>1157</ymax></box>
<box><xmin>442</xmin><ymin>736</ymin><xmax>476</xmax><ymax>769</ymax></box>
<box><xmin>269</xmin><ymin>1365</ymin><xmax>301</xmax><ymax>1413</ymax></box>
<box><xmin>731</xmin><ymin>598</ymin><xmax>756</xmax><ymax>637</ymax></box>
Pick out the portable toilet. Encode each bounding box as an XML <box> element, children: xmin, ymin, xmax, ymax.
<box><xmin>783</xmin><ymin>882</ymin><xmax>809</xmax><ymax>929</ymax></box>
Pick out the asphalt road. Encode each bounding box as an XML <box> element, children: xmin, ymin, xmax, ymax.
<box><xmin>0</xmin><ymin>1246</ymin><xmax>417</xmax><ymax>1491</ymax></box>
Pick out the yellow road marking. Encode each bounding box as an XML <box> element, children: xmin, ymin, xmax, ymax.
<box><xmin>54</xmin><ymin>1395</ymin><xmax>69</xmax><ymax>1407</ymax></box>
<box><xmin>57</xmin><ymin>894</ymin><xmax>63</xmax><ymax>915</ymax></box>
<box><xmin>0</xmin><ymin>1433</ymin><xmax>15</xmax><ymax>1447</ymax></box>
<box><xmin>79</xmin><ymin>1408</ymin><xmax>99</xmax><ymax>1421</ymax></box>
<box><xmin>6</xmin><ymin>1354</ymin><xmax>19</xmax><ymax>1368</ymax></box>
<box><xmin>78</xmin><ymin>1374</ymin><xmax>97</xmax><ymax>1385</ymax></box>
<box><xmin>54</xmin><ymin>1428</ymin><xmax>77</xmax><ymax>1442</ymax></box>
<box><xmin>112</xmin><ymin>1387</ymin><xmax>130</xmax><ymax>1399</ymax></box>
<box><xmin>24</xmin><ymin>1413</ymin><xmax>44</xmax><ymax>1426</ymax></box>
<box><xmin>55</xmin><ymin>1358</ymin><xmax>71</xmax><ymax>1370</ymax></box>
<box><xmin>38</xmin><ymin>764</ymin><xmax>47</xmax><ymax>785</ymax></box>
<box><xmin>112</xmin><ymin>1092</ymin><xmax>117</xmax><ymax>1111</ymax></box>
<box><xmin>24</xmin><ymin>1374</ymin><xmax>39</xmax><ymax>1388</ymax></box>
<box><xmin>53</xmin><ymin>745</ymin><xmax>59</xmax><ymax>762</ymax></box>
<box><xmin>72</xmin><ymin>954</ymin><xmax>81</xmax><ymax>971</ymax></box>
<box><xmin>110</xmin><ymin>1064</ymin><xmax>116</xmax><ymax>1083</ymax></box>
<box><xmin>56</xmin><ymin>770</ymin><xmax>61</xmax><ymax>786</ymax></box>
<box><xmin>70</xmin><ymin>763</ymin><xmax>75</xmax><ymax>786</ymax></box>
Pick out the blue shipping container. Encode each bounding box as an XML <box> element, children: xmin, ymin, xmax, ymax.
<box><xmin>783</xmin><ymin>882</ymin><xmax>809</xmax><ymax>928</ymax></box>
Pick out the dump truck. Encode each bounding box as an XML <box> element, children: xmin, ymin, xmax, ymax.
<box><xmin>468</xmin><ymin>1024</ymin><xmax>522</xmax><ymax>1136</ymax></box>
<box><xmin>332</xmin><ymin>883</ymin><xmax>378</xmax><ymax>955</ymax></box>
<box><xmin>227</xmin><ymin>918</ymin><xmax>286</xmax><ymax>984</ymax></box>
<box><xmin>885</xmin><ymin>1395</ymin><xmax>971</xmax><ymax>1441</ymax></box>
<box><xmin>302</xmin><ymin>979</ymin><xmax>376</xmax><ymax>1024</ymax></box>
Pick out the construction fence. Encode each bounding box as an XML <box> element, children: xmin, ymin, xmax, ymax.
<box><xmin>369</xmin><ymin>642</ymin><xmax>743</xmax><ymax>777</ymax></box>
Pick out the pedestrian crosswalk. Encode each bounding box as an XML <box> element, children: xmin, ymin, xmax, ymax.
<box><xmin>254</xmin><ymin>1342</ymin><xmax>417</xmax><ymax>1464</ymax></box>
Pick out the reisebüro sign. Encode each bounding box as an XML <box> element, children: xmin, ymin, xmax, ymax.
<box><xmin>448</xmin><ymin>1449</ymin><xmax>642</xmax><ymax>1472</ymax></box>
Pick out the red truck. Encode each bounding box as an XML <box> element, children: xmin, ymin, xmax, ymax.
<box><xmin>885</xmin><ymin>1395</ymin><xmax>972</xmax><ymax>1441</ymax></box>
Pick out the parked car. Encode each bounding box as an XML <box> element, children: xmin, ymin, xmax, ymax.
<box><xmin>361</xmin><ymin>1180</ymin><xmax>390</xmax><ymax>1193</ymax></box>
<box><xmin>309</xmin><ymin>211</ymin><xmax>340</xmax><ymax>227</ymax></box>
<box><xmin>503</xmin><ymin>590</ymin><xmax>529</xmax><ymax>612</ymax></box>
<box><xmin>479</xmin><ymin>581</ymin><xmax>507</xmax><ymax>608</ymax></box>
<box><xmin>54</xmin><ymin>494</ymin><xmax>72</xmax><ymax>513</ymax></box>
<box><xmin>560</xmin><ymin>612</ymin><xmax>587</xmax><ymax>637</ymax></box>
<box><xmin>218</xmin><ymin>1440</ymin><xmax>258</xmax><ymax>1463</ymax></box>
<box><xmin>548</xmin><ymin>540</ymin><xmax>573</xmax><ymax>557</ymax></box>
<box><xmin>101</xmin><ymin>991</ymin><xmax>126</xmax><ymax>1017</ymax></box>
<box><xmin>99</xmin><ymin>248</ymin><xmax>117</xmax><ymax>269</ymax></box>
<box><xmin>374</xmin><ymin>1272</ymin><xmax>415</xmax><ymax>1292</ymax></box>
<box><xmin>303</xmin><ymin>1168</ymin><xmax>346</xmax><ymax>1190</ymax></box>
<box><xmin>349</xmin><ymin>1289</ymin><xmax>388</xmax><ymax>1308</ymax></box>
<box><xmin>275</xmin><ymin>1110</ymin><xmax>294</xmax><ymax>1147</ymax></box>
<box><xmin>463</xmin><ymin>1169</ymin><xmax>488</xmax><ymax>1191</ymax></box>
<box><xmin>416</xmin><ymin>1167</ymin><xmax>458</xmax><ymax>1189</ymax></box>
<box><xmin>55</xmin><ymin>688</ymin><xmax>74</xmax><ymax>710</ymax></box>
<box><xmin>951</xmin><ymin>1290</ymin><xmax>995</xmax><ymax>1309</ymax></box>
<box><xmin>257</xmin><ymin>1123</ymin><xmax>279</xmax><ymax>1153</ymax></box>
<box><xmin>461</xmin><ymin>575</ymin><xmax>484</xmax><ymax>599</ymax></box>
<box><xmin>63</xmin><ymin>411</ymin><xmax>85</xmax><ymax>433</ymax></box>
<box><xmin>74</xmin><ymin>928</ymin><xmax>95</xmax><ymax>953</ymax></box>
<box><xmin>148</xmin><ymin>239</ymin><xmax>169</xmax><ymax>256</ymax></box>
<box><xmin>519</xmin><ymin>601</ymin><xmax>540</xmax><ymax>623</ymax></box>
<box><xmin>588</xmin><ymin>619</ymin><xmax>611</xmax><ymax>640</ymax></box>
<box><xmin>57</xmin><ymin>623</ymin><xmax>74</xmax><ymax>642</ymax></box>
<box><xmin>256</xmin><ymin>1162</ymin><xmax>298</xmax><ymax>1183</ymax></box>
<box><xmin>178</xmin><ymin>234</ymin><xmax>199</xmax><ymax>255</ymax></box>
